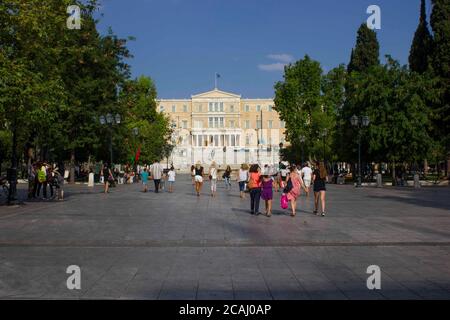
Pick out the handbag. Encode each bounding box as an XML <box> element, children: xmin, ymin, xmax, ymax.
<box><xmin>281</xmin><ymin>194</ymin><xmax>288</xmax><ymax>209</ymax></box>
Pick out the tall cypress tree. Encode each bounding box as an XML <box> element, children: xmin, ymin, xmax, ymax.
<box><xmin>430</xmin><ymin>0</ymin><xmax>450</xmax><ymax>175</ymax></box>
<box><xmin>431</xmin><ymin>0</ymin><xmax>450</xmax><ymax>79</ymax></box>
<box><xmin>347</xmin><ymin>24</ymin><xmax>380</xmax><ymax>73</ymax></box>
<box><xmin>409</xmin><ymin>0</ymin><xmax>433</xmax><ymax>73</ymax></box>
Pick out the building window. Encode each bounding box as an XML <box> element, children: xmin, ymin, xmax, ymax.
<box><xmin>268</xmin><ymin>105</ymin><xmax>273</xmax><ymax>112</ymax></box>
<box><xmin>268</xmin><ymin>120</ymin><xmax>273</xmax><ymax>129</ymax></box>
<box><xmin>219</xmin><ymin>117</ymin><xmax>224</xmax><ymax>128</ymax></box>
<box><xmin>245</xmin><ymin>120</ymin><xmax>250</xmax><ymax>129</ymax></box>
<box><xmin>256</xmin><ymin>105</ymin><xmax>261</xmax><ymax>112</ymax></box>
<box><xmin>236</xmin><ymin>135</ymin><xmax>240</xmax><ymax>146</ymax></box>
<box><xmin>209</xmin><ymin>102</ymin><xmax>213</xmax><ymax>112</ymax></box>
<box><xmin>172</xmin><ymin>105</ymin><xmax>176</xmax><ymax>112</ymax></box>
<box><xmin>245</xmin><ymin>105</ymin><xmax>250</xmax><ymax>112</ymax></box>
<box><xmin>257</xmin><ymin>120</ymin><xmax>262</xmax><ymax>129</ymax></box>
<box><xmin>160</xmin><ymin>106</ymin><xmax>165</xmax><ymax>112</ymax></box>
<box><xmin>220</xmin><ymin>102</ymin><xmax>224</xmax><ymax>112</ymax></box>
<box><xmin>182</xmin><ymin>120</ymin><xmax>188</xmax><ymax>129</ymax></box>
<box><xmin>230</xmin><ymin>105</ymin><xmax>235</xmax><ymax>112</ymax></box>
<box><xmin>231</xmin><ymin>135</ymin><xmax>236</xmax><ymax>147</ymax></box>
<box><xmin>183</xmin><ymin>105</ymin><xmax>188</xmax><ymax>112</ymax></box>
<box><xmin>246</xmin><ymin>135</ymin><xmax>250</xmax><ymax>145</ymax></box>
<box><xmin>214</xmin><ymin>102</ymin><xmax>219</xmax><ymax>112</ymax></box>
<box><xmin>209</xmin><ymin>117</ymin><xmax>214</xmax><ymax>128</ymax></box>
<box><xmin>280</xmin><ymin>121</ymin><xmax>285</xmax><ymax>128</ymax></box>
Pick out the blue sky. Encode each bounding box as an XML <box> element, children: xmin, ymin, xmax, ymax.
<box><xmin>96</xmin><ymin>0</ymin><xmax>430</xmax><ymax>98</ymax></box>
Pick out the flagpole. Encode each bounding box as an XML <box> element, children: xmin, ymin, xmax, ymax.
<box><xmin>215</xmin><ymin>72</ymin><xmax>217</xmax><ymax>89</ymax></box>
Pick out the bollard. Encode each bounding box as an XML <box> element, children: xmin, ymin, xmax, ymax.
<box><xmin>414</xmin><ymin>174</ymin><xmax>421</xmax><ymax>189</ymax></box>
<box><xmin>88</xmin><ymin>172</ymin><xmax>95</xmax><ymax>187</ymax></box>
<box><xmin>377</xmin><ymin>173</ymin><xmax>382</xmax><ymax>188</ymax></box>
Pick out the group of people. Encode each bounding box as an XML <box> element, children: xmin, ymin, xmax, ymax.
<box><xmin>102</xmin><ymin>161</ymin><xmax>177</xmax><ymax>194</ymax></box>
<box><xmin>245</xmin><ymin>161</ymin><xmax>327</xmax><ymax>217</ymax></box>
<box><xmin>188</xmin><ymin>160</ymin><xmax>328</xmax><ymax>217</ymax></box>
<box><xmin>28</xmin><ymin>162</ymin><xmax>64</xmax><ymax>200</ymax></box>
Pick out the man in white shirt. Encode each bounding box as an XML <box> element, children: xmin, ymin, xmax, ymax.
<box><xmin>150</xmin><ymin>160</ymin><xmax>164</xmax><ymax>193</ymax></box>
<box><xmin>300</xmin><ymin>162</ymin><xmax>313</xmax><ymax>197</ymax></box>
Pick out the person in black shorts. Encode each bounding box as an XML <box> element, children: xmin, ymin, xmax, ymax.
<box><xmin>312</xmin><ymin>161</ymin><xmax>327</xmax><ymax>216</ymax></box>
<box><xmin>103</xmin><ymin>163</ymin><xmax>113</xmax><ymax>194</ymax></box>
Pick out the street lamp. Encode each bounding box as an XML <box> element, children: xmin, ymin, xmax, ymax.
<box><xmin>132</xmin><ymin>127</ymin><xmax>139</xmax><ymax>175</ymax></box>
<box><xmin>99</xmin><ymin>113</ymin><xmax>121</xmax><ymax>165</ymax></box>
<box><xmin>351</xmin><ymin>115</ymin><xmax>370</xmax><ymax>187</ymax></box>
<box><xmin>320</xmin><ymin>129</ymin><xmax>328</xmax><ymax>162</ymax></box>
<box><xmin>299</xmin><ymin>135</ymin><xmax>306</xmax><ymax>165</ymax></box>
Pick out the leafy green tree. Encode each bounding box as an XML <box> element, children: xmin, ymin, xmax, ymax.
<box><xmin>118</xmin><ymin>76</ymin><xmax>172</xmax><ymax>164</ymax></box>
<box><xmin>409</xmin><ymin>0</ymin><xmax>433</xmax><ymax>73</ymax></box>
<box><xmin>350</xmin><ymin>57</ymin><xmax>437</xmax><ymax>182</ymax></box>
<box><xmin>274</xmin><ymin>56</ymin><xmax>344</xmax><ymax>163</ymax></box>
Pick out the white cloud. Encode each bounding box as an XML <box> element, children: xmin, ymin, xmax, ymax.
<box><xmin>258</xmin><ymin>63</ymin><xmax>286</xmax><ymax>72</ymax></box>
<box><xmin>267</xmin><ymin>54</ymin><xmax>294</xmax><ymax>63</ymax></box>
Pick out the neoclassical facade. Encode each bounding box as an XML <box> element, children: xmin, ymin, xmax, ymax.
<box><xmin>157</xmin><ymin>88</ymin><xmax>287</xmax><ymax>170</ymax></box>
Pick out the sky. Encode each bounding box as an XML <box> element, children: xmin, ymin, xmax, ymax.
<box><xmin>95</xmin><ymin>0</ymin><xmax>430</xmax><ymax>99</ymax></box>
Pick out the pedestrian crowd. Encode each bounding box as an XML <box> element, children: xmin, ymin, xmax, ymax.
<box><xmin>189</xmin><ymin>160</ymin><xmax>329</xmax><ymax>218</ymax></box>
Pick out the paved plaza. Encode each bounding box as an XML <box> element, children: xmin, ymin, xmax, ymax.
<box><xmin>0</xmin><ymin>176</ymin><xmax>449</xmax><ymax>300</ymax></box>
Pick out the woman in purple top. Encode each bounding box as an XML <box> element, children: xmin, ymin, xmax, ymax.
<box><xmin>261</xmin><ymin>175</ymin><xmax>273</xmax><ymax>217</ymax></box>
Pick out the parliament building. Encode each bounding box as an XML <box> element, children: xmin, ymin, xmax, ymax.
<box><xmin>157</xmin><ymin>88</ymin><xmax>287</xmax><ymax>170</ymax></box>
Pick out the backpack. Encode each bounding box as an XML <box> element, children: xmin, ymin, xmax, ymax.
<box><xmin>38</xmin><ymin>168</ymin><xmax>46</xmax><ymax>183</ymax></box>
<box><xmin>283</xmin><ymin>178</ymin><xmax>293</xmax><ymax>193</ymax></box>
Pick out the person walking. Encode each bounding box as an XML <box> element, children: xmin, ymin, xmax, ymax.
<box><xmin>150</xmin><ymin>160</ymin><xmax>164</xmax><ymax>193</ymax></box>
<box><xmin>248</xmin><ymin>164</ymin><xmax>262</xmax><ymax>215</ymax></box>
<box><xmin>238</xmin><ymin>163</ymin><xmax>249</xmax><ymax>199</ymax></box>
<box><xmin>103</xmin><ymin>163</ymin><xmax>113</xmax><ymax>194</ymax></box>
<box><xmin>223</xmin><ymin>165</ymin><xmax>232</xmax><ymax>190</ymax></box>
<box><xmin>312</xmin><ymin>161</ymin><xmax>328</xmax><ymax>216</ymax></box>
<box><xmin>300</xmin><ymin>162</ymin><xmax>313</xmax><ymax>197</ymax></box>
<box><xmin>190</xmin><ymin>165</ymin><xmax>195</xmax><ymax>186</ymax></box>
<box><xmin>209</xmin><ymin>162</ymin><xmax>218</xmax><ymax>197</ymax></box>
<box><xmin>36</xmin><ymin>162</ymin><xmax>48</xmax><ymax>199</ymax></box>
<box><xmin>141</xmin><ymin>167</ymin><xmax>149</xmax><ymax>192</ymax></box>
<box><xmin>167</xmin><ymin>166</ymin><xmax>176</xmax><ymax>193</ymax></box>
<box><xmin>194</xmin><ymin>162</ymin><xmax>204</xmax><ymax>196</ymax></box>
<box><xmin>285</xmin><ymin>166</ymin><xmax>303</xmax><ymax>217</ymax></box>
<box><xmin>279</xmin><ymin>163</ymin><xmax>288</xmax><ymax>189</ymax></box>
<box><xmin>261</xmin><ymin>174</ymin><xmax>274</xmax><ymax>217</ymax></box>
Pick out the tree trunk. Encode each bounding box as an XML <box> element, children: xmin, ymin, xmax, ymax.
<box><xmin>69</xmin><ymin>150</ymin><xmax>75</xmax><ymax>185</ymax></box>
<box><xmin>392</xmin><ymin>161</ymin><xmax>396</xmax><ymax>186</ymax></box>
<box><xmin>424</xmin><ymin>159</ymin><xmax>428</xmax><ymax>177</ymax></box>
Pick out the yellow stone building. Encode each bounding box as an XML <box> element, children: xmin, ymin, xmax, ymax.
<box><xmin>157</xmin><ymin>88</ymin><xmax>287</xmax><ymax>170</ymax></box>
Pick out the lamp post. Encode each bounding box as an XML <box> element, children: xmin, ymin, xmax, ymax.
<box><xmin>256</xmin><ymin>115</ymin><xmax>260</xmax><ymax>164</ymax></box>
<box><xmin>132</xmin><ymin>127</ymin><xmax>139</xmax><ymax>175</ymax></box>
<box><xmin>320</xmin><ymin>129</ymin><xmax>328</xmax><ymax>162</ymax></box>
<box><xmin>299</xmin><ymin>135</ymin><xmax>306</xmax><ymax>165</ymax></box>
<box><xmin>99</xmin><ymin>113</ymin><xmax>121</xmax><ymax>166</ymax></box>
<box><xmin>350</xmin><ymin>115</ymin><xmax>370</xmax><ymax>187</ymax></box>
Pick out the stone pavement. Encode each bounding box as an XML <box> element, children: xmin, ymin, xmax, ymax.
<box><xmin>0</xmin><ymin>176</ymin><xmax>449</xmax><ymax>299</ymax></box>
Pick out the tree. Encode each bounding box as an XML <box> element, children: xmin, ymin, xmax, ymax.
<box><xmin>430</xmin><ymin>0</ymin><xmax>450</xmax><ymax>176</ymax></box>
<box><xmin>350</xmin><ymin>57</ymin><xmax>437</xmax><ymax>183</ymax></box>
<box><xmin>409</xmin><ymin>0</ymin><xmax>433</xmax><ymax>73</ymax></box>
<box><xmin>347</xmin><ymin>24</ymin><xmax>380</xmax><ymax>74</ymax></box>
<box><xmin>118</xmin><ymin>76</ymin><xmax>172</xmax><ymax>164</ymax></box>
<box><xmin>274</xmin><ymin>56</ymin><xmax>344</xmax><ymax>163</ymax></box>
